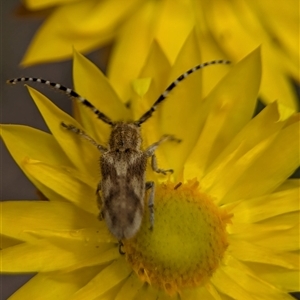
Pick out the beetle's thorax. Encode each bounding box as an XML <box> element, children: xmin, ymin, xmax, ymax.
<box><xmin>108</xmin><ymin>122</ymin><xmax>142</xmax><ymax>151</ymax></box>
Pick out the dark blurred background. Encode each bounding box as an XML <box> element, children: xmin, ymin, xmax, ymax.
<box><xmin>0</xmin><ymin>1</ymin><xmax>299</xmax><ymax>299</ymax></box>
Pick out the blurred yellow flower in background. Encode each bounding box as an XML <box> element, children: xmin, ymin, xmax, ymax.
<box><xmin>21</xmin><ymin>0</ymin><xmax>299</xmax><ymax>110</ymax></box>
<box><xmin>1</xmin><ymin>38</ymin><xmax>299</xmax><ymax>299</ymax></box>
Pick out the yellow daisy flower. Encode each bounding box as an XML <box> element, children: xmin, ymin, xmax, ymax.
<box><xmin>21</xmin><ymin>0</ymin><xmax>299</xmax><ymax>110</ymax></box>
<box><xmin>2</xmin><ymin>44</ymin><xmax>299</xmax><ymax>299</ymax></box>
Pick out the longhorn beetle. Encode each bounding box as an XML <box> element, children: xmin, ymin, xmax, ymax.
<box><xmin>7</xmin><ymin>59</ymin><xmax>230</xmax><ymax>246</ymax></box>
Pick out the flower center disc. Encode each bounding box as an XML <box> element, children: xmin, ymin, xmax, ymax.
<box><xmin>123</xmin><ymin>180</ymin><xmax>230</xmax><ymax>295</ymax></box>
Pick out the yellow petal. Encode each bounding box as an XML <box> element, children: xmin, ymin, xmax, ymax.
<box><xmin>199</xmin><ymin>102</ymin><xmax>295</xmax><ymax>200</ymax></box>
<box><xmin>61</xmin><ymin>247</ymin><xmax>119</xmax><ymax>273</ymax></box>
<box><xmin>132</xmin><ymin>284</ymin><xmax>159</xmax><ymax>300</ymax></box>
<box><xmin>115</xmin><ymin>273</ymin><xmax>143</xmax><ymax>300</ymax></box>
<box><xmin>26</xmin><ymin>86</ymin><xmax>100</xmax><ymax>178</ymax></box>
<box><xmin>131</xmin><ymin>78</ymin><xmax>152</xmax><ymax>101</ymax></box>
<box><xmin>157</xmin><ymin>289</ymin><xmax>180</xmax><ymax>300</ymax></box>
<box><xmin>230</xmin><ymin>187</ymin><xmax>299</xmax><ymax>223</ymax></box>
<box><xmin>109</xmin><ymin>0</ymin><xmax>194</xmax><ymax>101</ymax></box>
<box><xmin>186</xmin><ymin>47</ymin><xmax>261</xmax><ymax>179</ymax></box>
<box><xmin>180</xmin><ymin>285</ymin><xmax>216</xmax><ymax>300</ymax></box>
<box><xmin>248</xmin><ymin>0</ymin><xmax>299</xmax><ymax>74</ymax></box>
<box><xmin>205</xmin><ymin>131</ymin><xmax>278</xmax><ymax>202</ymax></box>
<box><xmin>0</xmin><ymin>124</ymin><xmax>71</xmax><ymax>169</ymax></box>
<box><xmin>223</xmin><ymin>119</ymin><xmax>299</xmax><ymax>201</ymax></box>
<box><xmin>169</xmin><ymin>2</ymin><xmax>199</xmax><ymax>55</ymax></box>
<box><xmin>193</xmin><ymin>7</ymin><xmax>230</xmax><ymax>98</ymax></box>
<box><xmin>213</xmin><ymin>255</ymin><xmax>295</xmax><ymax>300</ymax></box>
<box><xmin>72</xmin><ymin>49</ymin><xmax>129</xmax><ymax>142</ymax></box>
<box><xmin>254</xmin><ymin>225</ymin><xmax>299</xmax><ymax>252</ymax></box>
<box><xmin>21</xmin><ymin>0</ymin><xmax>299</xmax><ymax>110</ymax></box>
<box><xmin>206</xmin><ymin>101</ymin><xmax>294</xmax><ymax>176</ymax></box>
<box><xmin>27</xmin><ymin>227</ymin><xmax>111</xmax><ymax>245</ymax></box>
<box><xmin>261</xmin><ymin>45</ymin><xmax>299</xmax><ymax>110</ymax></box>
<box><xmin>132</xmin><ymin>42</ymin><xmax>171</xmax><ymax>162</ymax></box>
<box><xmin>108</xmin><ymin>0</ymin><xmax>157</xmax><ymax>101</ymax></box>
<box><xmin>21</xmin><ymin>1</ymin><xmax>110</xmax><ymax>65</ymax></box>
<box><xmin>23</xmin><ymin>159</ymin><xmax>98</xmax><ymax>214</ymax></box>
<box><xmin>229</xmin><ymin>239</ymin><xmax>298</xmax><ymax>269</ymax></box>
<box><xmin>246</xmin><ymin>262</ymin><xmax>300</xmax><ymax>292</ymax></box>
<box><xmin>8</xmin><ymin>267</ymin><xmax>100</xmax><ymax>300</ymax></box>
<box><xmin>154</xmin><ymin>0</ymin><xmax>195</xmax><ymax>63</ymax></box>
<box><xmin>211</xmin><ymin>265</ymin><xmax>254</xmax><ymax>300</ymax></box>
<box><xmin>1</xmin><ymin>201</ymin><xmax>99</xmax><ymax>243</ymax></box>
<box><xmin>0</xmin><ymin>235</ymin><xmax>22</xmax><ymax>249</ymax></box>
<box><xmin>276</xmin><ymin>179</ymin><xmax>300</xmax><ymax>192</ymax></box>
<box><xmin>134</xmin><ymin>41</ymin><xmax>171</xmax><ymax>117</ymax></box>
<box><xmin>203</xmin><ymin>0</ymin><xmax>264</xmax><ymax>60</ymax></box>
<box><xmin>99</xmin><ymin>284</ymin><xmax>124</xmax><ymax>300</ymax></box>
<box><xmin>157</xmin><ymin>31</ymin><xmax>204</xmax><ymax>174</ymax></box>
<box><xmin>2</xmin><ymin>239</ymin><xmax>101</xmax><ymax>272</ymax></box>
<box><xmin>231</xmin><ymin>210</ymin><xmax>297</xmax><ymax>231</ymax></box>
<box><xmin>230</xmin><ymin>223</ymin><xmax>299</xmax><ymax>252</ymax></box>
<box><xmin>24</xmin><ymin>0</ymin><xmax>78</xmax><ymax>10</ymax></box>
<box><xmin>17</xmin><ymin>227</ymin><xmax>116</xmax><ymax>271</ymax></box>
<box><xmin>259</xmin><ymin>212</ymin><xmax>299</xmax><ymax>230</ymax></box>
<box><xmin>71</xmin><ymin>258</ymin><xmax>131</xmax><ymax>299</ymax></box>
<box><xmin>21</xmin><ymin>0</ymin><xmax>141</xmax><ymax>66</ymax></box>
<box><xmin>202</xmin><ymin>0</ymin><xmax>299</xmax><ymax>110</ymax></box>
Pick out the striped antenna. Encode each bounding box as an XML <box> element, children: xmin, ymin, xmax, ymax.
<box><xmin>6</xmin><ymin>77</ymin><xmax>114</xmax><ymax>126</ymax></box>
<box><xmin>134</xmin><ymin>59</ymin><xmax>230</xmax><ymax>126</ymax></box>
